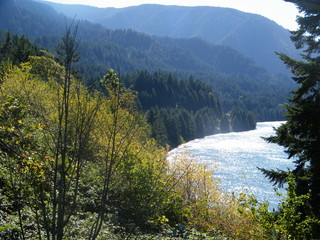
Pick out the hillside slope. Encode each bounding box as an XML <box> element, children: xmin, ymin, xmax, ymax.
<box><xmin>43</xmin><ymin>2</ymin><xmax>299</xmax><ymax>74</ymax></box>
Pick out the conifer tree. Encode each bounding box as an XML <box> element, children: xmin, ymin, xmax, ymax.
<box><xmin>261</xmin><ymin>0</ymin><xmax>320</xmax><ymax>236</ymax></box>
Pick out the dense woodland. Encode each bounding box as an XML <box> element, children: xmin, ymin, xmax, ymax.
<box><xmin>1</xmin><ymin>0</ymin><xmax>320</xmax><ymax>239</ymax></box>
<box><xmin>123</xmin><ymin>71</ymin><xmax>255</xmax><ymax>147</ymax></box>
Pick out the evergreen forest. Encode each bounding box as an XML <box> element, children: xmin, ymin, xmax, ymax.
<box><xmin>1</xmin><ymin>0</ymin><xmax>320</xmax><ymax>239</ymax></box>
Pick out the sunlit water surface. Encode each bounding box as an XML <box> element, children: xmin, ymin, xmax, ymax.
<box><xmin>168</xmin><ymin>121</ymin><xmax>293</xmax><ymax>209</ymax></box>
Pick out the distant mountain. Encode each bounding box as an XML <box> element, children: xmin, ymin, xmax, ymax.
<box><xmin>42</xmin><ymin>2</ymin><xmax>299</xmax><ymax>74</ymax></box>
<box><xmin>0</xmin><ymin>0</ymin><xmax>270</xmax><ymax>78</ymax></box>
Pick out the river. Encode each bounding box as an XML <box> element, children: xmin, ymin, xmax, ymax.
<box><xmin>168</xmin><ymin>121</ymin><xmax>293</xmax><ymax>209</ymax></box>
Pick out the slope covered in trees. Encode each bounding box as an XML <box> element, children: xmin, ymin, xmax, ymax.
<box><xmin>123</xmin><ymin>70</ymin><xmax>256</xmax><ymax>147</ymax></box>
<box><xmin>127</xmin><ymin>71</ymin><xmax>223</xmax><ymax>146</ymax></box>
<box><xmin>44</xmin><ymin>2</ymin><xmax>300</xmax><ymax>74</ymax></box>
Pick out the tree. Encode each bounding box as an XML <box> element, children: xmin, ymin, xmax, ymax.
<box><xmin>261</xmin><ymin>0</ymin><xmax>320</xmax><ymax>236</ymax></box>
<box><xmin>88</xmin><ymin>69</ymin><xmax>153</xmax><ymax>239</ymax></box>
<box><xmin>51</xmin><ymin>22</ymin><xmax>82</xmax><ymax>240</ymax></box>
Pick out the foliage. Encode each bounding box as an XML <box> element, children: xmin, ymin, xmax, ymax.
<box><xmin>256</xmin><ymin>176</ymin><xmax>320</xmax><ymax>240</ymax></box>
<box><xmin>0</xmin><ymin>95</ymin><xmax>46</xmax><ymax>239</ymax></box>
<box><xmin>87</xmin><ymin>69</ymin><xmax>171</xmax><ymax>239</ymax></box>
<box><xmin>273</xmin><ymin>176</ymin><xmax>319</xmax><ymax>240</ymax></box>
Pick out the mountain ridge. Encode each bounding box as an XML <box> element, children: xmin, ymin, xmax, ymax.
<box><xmin>0</xmin><ymin>0</ymin><xmax>271</xmax><ymax>78</ymax></box>
<box><xmin>41</xmin><ymin>2</ymin><xmax>299</xmax><ymax>74</ymax></box>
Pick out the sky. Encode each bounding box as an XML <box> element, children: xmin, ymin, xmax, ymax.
<box><xmin>42</xmin><ymin>0</ymin><xmax>300</xmax><ymax>30</ymax></box>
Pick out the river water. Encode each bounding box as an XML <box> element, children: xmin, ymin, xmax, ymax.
<box><xmin>169</xmin><ymin>121</ymin><xmax>293</xmax><ymax>209</ymax></box>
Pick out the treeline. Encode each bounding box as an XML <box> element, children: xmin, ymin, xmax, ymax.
<box><xmin>125</xmin><ymin>71</ymin><xmax>221</xmax><ymax>112</ymax></box>
<box><xmin>124</xmin><ymin>70</ymin><xmax>256</xmax><ymax>147</ymax></box>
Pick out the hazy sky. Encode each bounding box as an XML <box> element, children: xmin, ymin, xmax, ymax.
<box><xmin>42</xmin><ymin>0</ymin><xmax>300</xmax><ymax>30</ymax></box>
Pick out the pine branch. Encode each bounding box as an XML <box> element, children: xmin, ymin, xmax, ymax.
<box><xmin>258</xmin><ymin>167</ymin><xmax>289</xmax><ymax>188</ymax></box>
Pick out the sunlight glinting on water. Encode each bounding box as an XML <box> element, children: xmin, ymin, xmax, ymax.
<box><xmin>168</xmin><ymin>121</ymin><xmax>293</xmax><ymax>209</ymax></box>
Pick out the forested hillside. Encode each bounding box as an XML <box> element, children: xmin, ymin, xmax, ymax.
<box><xmin>0</xmin><ymin>0</ymin><xmax>295</xmax><ymax>130</ymax></box>
<box><xmin>43</xmin><ymin>2</ymin><xmax>300</xmax><ymax>74</ymax></box>
<box><xmin>123</xmin><ymin>70</ymin><xmax>256</xmax><ymax>147</ymax></box>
